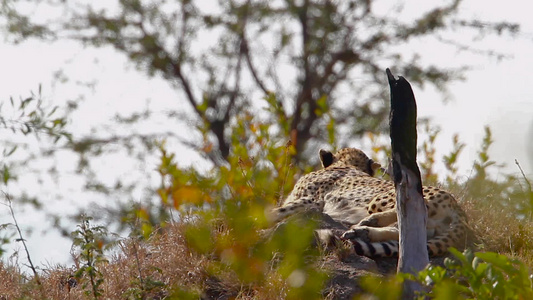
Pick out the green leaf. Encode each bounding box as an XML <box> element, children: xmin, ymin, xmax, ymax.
<box><xmin>2</xmin><ymin>166</ymin><xmax>11</xmax><ymax>184</ymax></box>
<box><xmin>476</xmin><ymin>252</ymin><xmax>518</xmax><ymax>275</ymax></box>
<box><xmin>4</xmin><ymin>146</ymin><xmax>18</xmax><ymax>157</ymax></box>
<box><xmin>184</xmin><ymin>223</ymin><xmax>214</xmax><ymax>254</ymax></box>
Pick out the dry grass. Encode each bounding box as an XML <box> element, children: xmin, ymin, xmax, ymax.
<box><xmin>1</xmin><ymin>199</ymin><xmax>532</xmax><ymax>300</ymax></box>
<box><xmin>2</xmin><ymin>201</ymin><xmax>529</xmax><ymax>299</ymax></box>
<box><xmin>450</xmin><ymin>171</ymin><xmax>533</xmax><ymax>271</ymax></box>
<box><xmin>0</xmin><ymin>222</ymin><xmax>297</xmax><ymax>299</ymax></box>
<box><xmin>462</xmin><ymin>198</ymin><xmax>533</xmax><ymax>266</ymax></box>
<box><xmin>0</xmin><ymin>262</ymin><xmax>24</xmax><ymax>298</ymax></box>
<box><xmin>1</xmin><ymin>184</ymin><xmax>532</xmax><ymax>298</ymax></box>
<box><xmin>1</xmin><ymin>201</ymin><xmax>532</xmax><ymax>299</ymax></box>
<box><xmin>0</xmin><ymin>223</ymin><xmax>209</xmax><ymax>299</ymax></box>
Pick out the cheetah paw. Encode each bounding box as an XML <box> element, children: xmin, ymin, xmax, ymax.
<box><xmin>358</xmin><ymin>217</ymin><xmax>379</xmax><ymax>227</ymax></box>
<box><xmin>341</xmin><ymin>227</ymin><xmax>370</xmax><ymax>243</ymax></box>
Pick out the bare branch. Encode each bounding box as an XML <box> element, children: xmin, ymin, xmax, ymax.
<box><xmin>2</xmin><ymin>192</ymin><xmax>42</xmax><ymax>287</ymax></box>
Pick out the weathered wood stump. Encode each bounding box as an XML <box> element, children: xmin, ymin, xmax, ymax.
<box><xmin>387</xmin><ymin>68</ymin><xmax>429</xmax><ymax>298</ymax></box>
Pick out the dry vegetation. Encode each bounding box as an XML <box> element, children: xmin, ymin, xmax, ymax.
<box><xmin>0</xmin><ymin>221</ymin><xmax>329</xmax><ymax>299</ymax></box>
<box><xmin>1</xmin><ymin>202</ymin><xmax>531</xmax><ymax>299</ymax></box>
<box><xmin>462</xmin><ymin>192</ymin><xmax>533</xmax><ymax>265</ymax></box>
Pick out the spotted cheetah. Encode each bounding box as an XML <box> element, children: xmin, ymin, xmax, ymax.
<box><xmin>273</xmin><ymin>148</ymin><xmax>468</xmax><ymax>258</ymax></box>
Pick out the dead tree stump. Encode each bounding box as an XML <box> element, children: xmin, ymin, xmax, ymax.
<box><xmin>387</xmin><ymin>68</ymin><xmax>429</xmax><ymax>298</ymax></box>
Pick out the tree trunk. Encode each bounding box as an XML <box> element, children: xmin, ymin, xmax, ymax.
<box><xmin>387</xmin><ymin>68</ymin><xmax>429</xmax><ymax>298</ymax></box>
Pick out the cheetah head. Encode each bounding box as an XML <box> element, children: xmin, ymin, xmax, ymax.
<box><xmin>319</xmin><ymin>148</ymin><xmax>381</xmax><ymax>176</ymax></box>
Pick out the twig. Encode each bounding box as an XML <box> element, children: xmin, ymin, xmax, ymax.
<box><xmin>237</xmin><ymin>157</ymin><xmax>255</xmax><ymax>192</ymax></box>
<box><xmin>130</xmin><ymin>208</ymin><xmax>145</xmax><ymax>292</ymax></box>
<box><xmin>514</xmin><ymin>159</ymin><xmax>533</xmax><ymax>218</ymax></box>
<box><xmin>1</xmin><ymin>192</ymin><xmax>42</xmax><ymax>286</ymax></box>
<box><xmin>279</xmin><ymin>141</ymin><xmax>294</xmax><ymax>205</ymax></box>
<box><xmin>515</xmin><ymin>159</ymin><xmax>532</xmax><ymax>191</ymax></box>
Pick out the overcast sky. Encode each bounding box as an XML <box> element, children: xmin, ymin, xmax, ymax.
<box><xmin>1</xmin><ymin>0</ymin><xmax>532</xmax><ymax>269</ymax></box>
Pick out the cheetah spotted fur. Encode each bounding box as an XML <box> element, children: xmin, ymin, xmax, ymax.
<box><xmin>273</xmin><ymin>148</ymin><xmax>468</xmax><ymax>258</ymax></box>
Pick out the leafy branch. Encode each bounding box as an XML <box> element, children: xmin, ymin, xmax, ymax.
<box><xmin>71</xmin><ymin>215</ymin><xmax>109</xmax><ymax>299</ymax></box>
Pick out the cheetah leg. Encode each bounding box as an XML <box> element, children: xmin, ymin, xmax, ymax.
<box><xmin>270</xmin><ymin>198</ymin><xmax>323</xmax><ymax>222</ymax></box>
<box><xmin>342</xmin><ymin>226</ymin><xmax>401</xmax><ymax>258</ymax></box>
<box><xmin>426</xmin><ymin>215</ymin><xmax>468</xmax><ymax>256</ymax></box>
<box><xmin>358</xmin><ymin>210</ymin><xmax>397</xmax><ymax>227</ymax></box>
<box><xmin>342</xmin><ymin>225</ymin><xmax>399</xmax><ymax>243</ymax></box>
<box><xmin>348</xmin><ymin>213</ymin><xmax>468</xmax><ymax>258</ymax></box>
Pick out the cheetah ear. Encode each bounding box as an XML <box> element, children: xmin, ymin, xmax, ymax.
<box><xmin>369</xmin><ymin>160</ymin><xmax>381</xmax><ymax>176</ymax></box>
<box><xmin>319</xmin><ymin>149</ymin><xmax>334</xmax><ymax>168</ymax></box>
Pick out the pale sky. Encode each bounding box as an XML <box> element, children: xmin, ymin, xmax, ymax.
<box><xmin>1</xmin><ymin>0</ymin><xmax>533</xmax><ymax>269</ymax></box>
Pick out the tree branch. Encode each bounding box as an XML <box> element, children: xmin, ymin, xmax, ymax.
<box><xmin>242</xmin><ymin>35</ymin><xmax>270</xmax><ymax>95</ymax></box>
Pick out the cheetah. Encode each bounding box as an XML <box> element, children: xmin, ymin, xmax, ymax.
<box><xmin>273</xmin><ymin>147</ymin><xmax>468</xmax><ymax>258</ymax></box>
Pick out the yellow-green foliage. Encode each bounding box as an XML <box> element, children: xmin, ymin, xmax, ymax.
<box><xmin>145</xmin><ymin>103</ymin><xmax>329</xmax><ymax>298</ymax></box>
<box><xmin>358</xmin><ymin>248</ymin><xmax>533</xmax><ymax>300</ymax></box>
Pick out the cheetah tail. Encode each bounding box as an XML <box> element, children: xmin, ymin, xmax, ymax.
<box><xmin>352</xmin><ymin>239</ymin><xmax>399</xmax><ymax>258</ymax></box>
